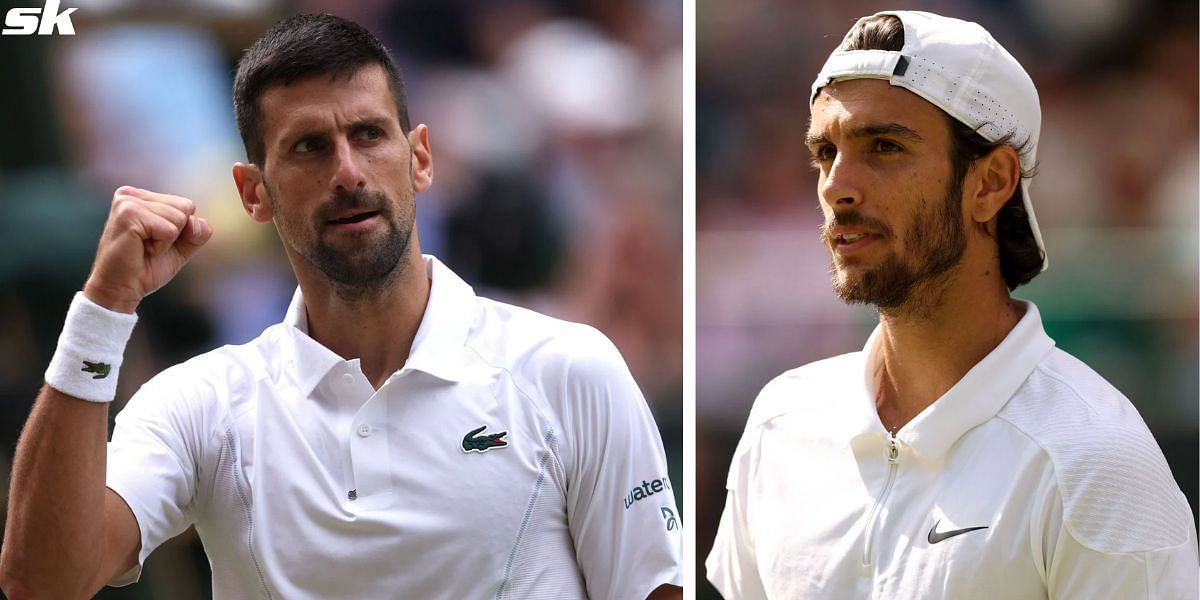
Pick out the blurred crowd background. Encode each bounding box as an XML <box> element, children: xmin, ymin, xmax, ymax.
<box><xmin>697</xmin><ymin>0</ymin><xmax>1198</xmax><ymax>596</ymax></box>
<box><xmin>0</xmin><ymin>0</ymin><xmax>681</xmax><ymax>597</ymax></box>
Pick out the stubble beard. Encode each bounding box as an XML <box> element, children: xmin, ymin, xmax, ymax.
<box><xmin>824</xmin><ymin>180</ymin><xmax>967</xmax><ymax>318</ymax></box>
<box><xmin>313</xmin><ymin>190</ymin><xmax>410</xmax><ymax>285</ymax></box>
<box><xmin>270</xmin><ymin>184</ymin><xmax>414</xmax><ymax>300</ymax></box>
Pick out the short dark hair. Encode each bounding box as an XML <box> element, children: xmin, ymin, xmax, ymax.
<box><xmin>233</xmin><ymin>13</ymin><xmax>412</xmax><ymax>166</ymax></box>
<box><xmin>837</xmin><ymin>14</ymin><xmax>1044</xmax><ymax>290</ymax></box>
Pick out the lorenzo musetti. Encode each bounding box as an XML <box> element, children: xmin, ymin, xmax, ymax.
<box><xmin>707</xmin><ymin>10</ymin><xmax>1197</xmax><ymax>600</ymax></box>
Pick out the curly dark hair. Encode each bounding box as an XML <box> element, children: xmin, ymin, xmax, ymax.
<box><xmin>834</xmin><ymin>14</ymin><xmax>1044</xmax><ymax>289</ymax></box>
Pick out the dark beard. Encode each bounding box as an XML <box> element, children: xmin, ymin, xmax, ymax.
<box><xmin>311</xmin><ymin>187</ymin><xmax>410</xmax><ymax>290</ymax></box>
<box><xmin>823</xmin><ymin>179</ymin><xmax>966</xmax><ymax>314</ymax></box>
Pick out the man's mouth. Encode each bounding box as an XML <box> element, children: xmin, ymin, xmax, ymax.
<box><xmin>833</xmin><ymin>231</ymin><xmax>879</xmax><ymax>244</ymax></box>
<box><xmin>830</xmin><ymin>231</ymin><xmax>882</xmax><ymax>255</ymax></box>
<box><xmin>327</xmin><ymin>210</ymin><xmax>380</xmax><ymax>225</ymax></box>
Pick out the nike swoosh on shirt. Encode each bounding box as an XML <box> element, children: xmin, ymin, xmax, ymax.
<box><xmin>927</xmin><ymin>519</ymin><xmax>988</xmax><ymax>544</ymax></box>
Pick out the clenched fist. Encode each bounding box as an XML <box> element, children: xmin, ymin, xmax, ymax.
<box><xmin>82</xmin><ymin>187</ymin><xmax>214</xmax><ymax>314</ymax></box>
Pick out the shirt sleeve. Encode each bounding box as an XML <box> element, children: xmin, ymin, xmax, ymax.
<box><xmin>558</xmin><ymin>326</ymin><xmax>683</xmax><ymax>600</ymax></box>
<box><xmin>1046</xmin><ymin>520</ymin><xmax>1195</xmax><ymax>595</ymax></box>
<box><xmin>706</xmin><ymin>424</ymin><xmax>768</xmax><ymax>600</ymax></box>
<box><xmin>1031</xmin><ymin>448</ymin><xmax>1200</xmax><ymax>600</ymax></box>
<box><xmin>1046</xmin><ymin>511</ymin><xmax>1200</xmax><ymax>599</ymax></box>
<box><xmin>104</xmin><ymin>371</ymin><xmax>210</xmax><ymax>586</ymax></box>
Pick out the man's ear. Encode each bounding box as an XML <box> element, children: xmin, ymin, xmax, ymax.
<box><xmin>232</xmin><ymin>162</ymin><xmax>273</xmax><ymax>223</ymax></box>
<box><xmin>968</xmin><ymin>145</ymin><xmax>1021</xmax><ymax>225</ymax></box>
<box><xmin>407</xmin><ymin>124</ymin><xmax>433</xmax><ymax>193</ymax></box>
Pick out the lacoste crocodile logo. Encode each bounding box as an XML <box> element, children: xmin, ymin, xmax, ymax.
<box><xmin>81</xmin><ymin>360</ymin><xmax>111</xmax><ymax>379</ymax></box>
<box><xmin>927</xmin><ymin>519</ymin><xmax>988</xmax><ymax>544</ymax></box>
<box><xmin>461</xmin><ymin>425</ymin><xmax>508</xmax><ymax>453</ymax></box>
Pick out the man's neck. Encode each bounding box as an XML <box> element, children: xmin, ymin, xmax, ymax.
<box><xmin>299</xmin><ymin>252</ymin><xmax>431</xmax><ymax>389</ymax></box>
<box><xmin>873</xmin><ymin>261</ymin><xmax>1021</xmax><ymax>434</ymax></box>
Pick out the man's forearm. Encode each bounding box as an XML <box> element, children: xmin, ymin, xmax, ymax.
<box><xmin>1</xmin><ymin>186</ymin><xmax>209</xmax><ymax>597</ymax></box>
<box><xmin>0</xmin><ymin>384</ymin><xmax>115</xmax><ymax>598</ymax></box>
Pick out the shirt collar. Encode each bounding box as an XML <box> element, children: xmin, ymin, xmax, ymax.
<box><xmin>281</xmin><ymin>290</ymin><xmax>343</xmax><ymax>397</ymax></box>
<box><xmin>856</xmin><ymin>299</ymin><xmax>1057</xmax><ymax>460</ymax></box>
<box><xmin>403</xmin><ymin>255</ymin><xmax>477</xmax><ymax>382</ymax></box>
<box><xmin>280</xmin><ymin>255</ymin><xmax>479</xmax><ymax>396</ymax></box>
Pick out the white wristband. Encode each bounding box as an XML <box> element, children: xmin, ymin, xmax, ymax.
<box><xmin>44</xmin><ymin>292</ymin><xmax>139</xmax><ymax>403</ymax></box>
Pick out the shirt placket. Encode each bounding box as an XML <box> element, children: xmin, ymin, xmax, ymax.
<box><xmin>347</xmin><ymin>376</ymin><xmax>392</xmax><ymax>503</ymax></box>
<box><xmin>862</xmin><ymin>435</ymin><xmax>900</xmax><ymax>569</ymax></box>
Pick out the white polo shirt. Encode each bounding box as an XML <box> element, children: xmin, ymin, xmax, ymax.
<box><xmin>106</xmin><ymin>255</ymin><xmax>682</xmax><ymax>599</ymax></box>
<box><xmin>707</xmin><ymin>301</ymin><xmax>1198</xmax><ymax>599</ymax></box>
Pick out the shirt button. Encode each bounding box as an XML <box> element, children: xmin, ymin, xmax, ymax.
<box><xmin>341</xmin><ymin>373</ymin><xmax>354</xmax><ymax>386</ymax></box>
<box><xmin>357</xmin><ymin>424</ymin><xmax>372</xmax><ymax>437</ymax></box>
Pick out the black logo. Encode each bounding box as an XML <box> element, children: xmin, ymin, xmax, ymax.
<box><xmin>81</xmin><ymin>360</ymin><xmax>111</xmax><ymax>379</ymax></box>
<box><xmin>927</xmin><ymin>519</ymin><xmax>988</xmax><ymax>544</ymax></box>
<box><xmin>461</xmin><ymin>425</ymin><xmax>509</xmax><ymax>453</ymax></box>
<box><xmin>661</xmin><ymin>507</ymin><xmax>678</xmax><ymax>531</ymax></box>
<box><xmin>623</xmin><ymin>476</ymin><xmax>671</xmax><ymax>509</ymax></box>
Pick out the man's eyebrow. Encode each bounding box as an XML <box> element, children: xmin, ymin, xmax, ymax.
<box><xmin>348</xmin><ymin>115</ymin><xmax>391</xmax><ymax>129</ymax></box>
<box><xmin>805</xmin><ymin>122</ymin><xmax>925</xmax><ymax>146</ymax></box>
<box><xmin>276</xmin><ymin>115</ymin><xmax>393</xmax><ymax>143</ymax></box>
<box><xmin>805</xmin><ymin>131</ymin><xmax>829</xmax><ymax>147</ymax></box>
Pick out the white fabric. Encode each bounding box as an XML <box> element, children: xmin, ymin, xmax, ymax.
<box><xmin>811</xmin><ymin>10</ymin><xmax>1047</xmax><ymax>270</ymax></box>
<box><xmin>707</xmin><ymin>301</ymin><xmax>1198</xmax><ymax>599</ymax></box>
<box><xmin>45</xmin><ymin>291</ymin><xmax>138</xmax><ymax>402</ymax></box>
<box><xmin>106</xmin><ymin>255</ymin><xmax>682</xmax><ymax>599</ymax></box>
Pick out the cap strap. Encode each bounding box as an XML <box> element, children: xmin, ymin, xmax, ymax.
<box><xmin>811</xmin><ymin>50</ymin><xmax>903</xmax><ymax>103</ymax></box>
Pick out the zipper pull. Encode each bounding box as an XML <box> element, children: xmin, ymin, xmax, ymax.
<box><xmin>886</xmin><ymin>436</ymin><xmax>899</xmax><ymax>465</ymax></box>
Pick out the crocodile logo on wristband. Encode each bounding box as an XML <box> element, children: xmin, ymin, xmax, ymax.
<box><xmin>81</xmin><ymin>360</ymin><xmax>111</xmax><ymax>379</ymax></box>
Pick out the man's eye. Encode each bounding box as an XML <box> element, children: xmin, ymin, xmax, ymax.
<box><xmin>873</xmin><ymin>140</ymin><xmax>901</xmax><ymax>153</ymax></box>
<box><xmin>358</xmin><ymin>127</ymin><xmax>383</xmax><ymax>141</ymax></box>
<box><xmin>294</xmin><ymin>138</ymin><xmax>324</xmax><ymax>153</ymax></box>
<box><xmin>809</xmin><ymin>145</ymin><xmax>835</xmax><ymax>169</ymax></box>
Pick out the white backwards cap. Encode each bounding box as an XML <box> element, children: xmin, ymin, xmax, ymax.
<box><xmin>811</xmin><ymin>10</ymin><xmax>1047</xmax><ymax>271</ymax></box>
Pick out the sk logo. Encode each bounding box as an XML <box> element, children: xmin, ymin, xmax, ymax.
<box><xmin>3</xmin><ymin>0</ymin><xmax>78</xmax><ymax>36</ymax></box>
<box><xmin>81</xmin><ymin>360</ymin><xmax>111</xmax><ymax>379</ymax></box>
<box><xmin>461</xmin><ymin>425</ymin><xmax>509</xmax><ymax>453</ymax></box>
<box><xmin>660</xmin><ymin>507</ymin><xmax>678</xmax><ymax>531</ymax></box>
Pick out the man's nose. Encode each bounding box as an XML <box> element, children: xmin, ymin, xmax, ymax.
<box><xmin>819</xmin><ymin>153</ymin><xmax>864</xmax><ymax>209</ymax></box>
<box><xmin>330</xmin><ymin>138</ymin><xmax>365</xmax><ymax>192</ymax></box>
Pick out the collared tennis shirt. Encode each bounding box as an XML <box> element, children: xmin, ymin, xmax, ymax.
<box><xmin>106</xmin><ymin>256</ymin><xmax>682</xmax><ymax>599</ymax></box>
<box><xmin>707</xmin><ymin>301</ymin><xmax>1198</xmax><ymax>599</ymax></box>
